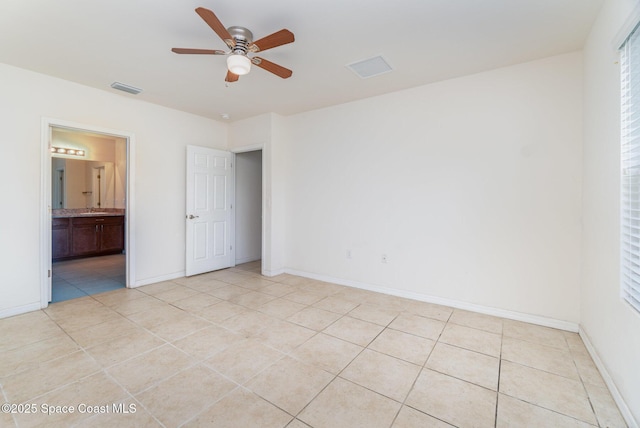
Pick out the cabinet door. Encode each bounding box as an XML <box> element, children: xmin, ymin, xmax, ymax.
<box><xmin>71</xmin><ymin>220</ymin><xmax>99</xmax><ymax>256</ymax></box>
<box><xmin>52</xmin><ymin>218</ymin><xmax>71</xmax><ymax>259</ymax></box>
<box><xmin>100</xmin><ymin>217</ymin><xmax>124</xmax><ymax>252</ymax></box>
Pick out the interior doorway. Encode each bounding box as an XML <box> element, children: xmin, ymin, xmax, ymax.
<box><xmin>41</xmin><ymin>118</ymin><xmax>135</xmax><ymax>307</ymax></box>
<box><xmin>235</xmin><ymin>150</ymin><xmax>263</xmax><ymax>266</ymax></box>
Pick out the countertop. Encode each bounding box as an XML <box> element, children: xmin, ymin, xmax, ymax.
<box><xmin>52</xmin><ymin>209</ymin><xmax>125</xmax><ymax>218</ymax></box>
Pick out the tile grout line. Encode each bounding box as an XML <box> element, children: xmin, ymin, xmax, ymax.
<box><xmin>494</xmin><ymin>318</ymin><xmax>505</xmax><ymax>428</ymax></box>
<box><xmin>286</xmin><ymin>302</ymin><xmax>398</xmax><ymax>425</ymax></box>
<box><xmin>388</xmin><ymin>307</ymin><xmax>454</xmax><ymax>427</ymax></box>
<box><xmin>6</xmin><ymin>264</ymin><xmax>623</xmax><ymax>427</ymax></box>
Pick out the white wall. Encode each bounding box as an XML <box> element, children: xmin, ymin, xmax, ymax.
<box><xmin>0</xmin><ymin>62</ymin><xmax>226</xmax><ymax>317</ymax></box>
<box><xmin>582</xmin><ymin>0</ymin><xmax>640</xmax><ymax>424</ymax></box>
<box><xmin>235</xmin><ymin>150</ymin><xmax>262</xmax><ymax>264</ymax></box>
<box><xmin>281</xmin><ymin>52</ymin><xmax>584</xmax><ymax>325</ymax></box>
<box><xmin>229</xmin><ymin>113</ymin><xmax>287</xmax><ymax>276</ymax></box>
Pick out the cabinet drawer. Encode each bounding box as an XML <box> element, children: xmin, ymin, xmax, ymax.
<box><xmin>52</xmin><ymin>217</ymin><xmax>70</xmax><ymax>228</ymax></box>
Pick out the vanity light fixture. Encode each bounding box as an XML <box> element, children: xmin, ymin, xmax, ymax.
<box><xmin>51</xmin><ymin>146</ymin><xmax>85</xmax><ymax>156</ymax></box>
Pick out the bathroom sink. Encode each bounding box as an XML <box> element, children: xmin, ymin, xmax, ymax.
<box><xmin>80</xmin><ymin>212</ymin><xmax>109</xmax><ymax>215</ymax></box>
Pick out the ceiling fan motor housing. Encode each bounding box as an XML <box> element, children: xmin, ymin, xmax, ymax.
<box><xmin>227</xmin><ymin>26</ymin><xmax>253</xmax><ymax>55</ymax></box>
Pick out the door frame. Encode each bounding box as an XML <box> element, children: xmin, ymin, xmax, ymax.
<box><xmin>40</xmin><ymin>117</ymin><xmax>136</xmax><ymax>308</ymax></box>
<box><xmin>232</xmin><ymin>147</ymin><xmax>263</xmax><ymax>266</ymax></box>
<box><xmin>231</xmin><ymin>144</ymin><xmax>266</xmax><ymax>272</ymax></box>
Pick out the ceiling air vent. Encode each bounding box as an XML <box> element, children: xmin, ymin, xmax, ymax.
<box><xmin>110</xmin><ymin>82</ymin><xmax>143</xmax><ymax>95</ymax></box>
<box><xmin>346</xmin><ymin>55</ymin><xmax>393</xmax><ymax>79</ymax></box>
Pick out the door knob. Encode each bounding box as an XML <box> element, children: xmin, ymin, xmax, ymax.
<box><xmin>187</xmin><ymin>214</ymin><xmax>199</xmax><ymax>219</ymax></box>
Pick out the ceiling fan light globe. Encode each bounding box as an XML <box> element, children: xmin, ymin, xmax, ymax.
<box><xmin>227</xmin><ymin>54</ymin><xmax>251</xmax><ymax>75</ymax></box>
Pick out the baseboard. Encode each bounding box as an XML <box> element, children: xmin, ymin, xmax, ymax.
<box><xmin>0</xmin><ymin>302</ymin><xmax>42</xmax><ymax>320</ymax></box>
<box><xmin>262</xmin><ymin>267</ymin><xmax>285</xmax><ymax>277</ymax></box>
<box><xmin>132</xmin><ymin>271</ymin><xmax>185</xmax><ymax>288</ymax></box>
<box><xmin>284</xmin><ymin>268</ymin><xmax>579</xmax><ymax>332</ymax></box>
<box><xmin>579</xmin><ymin>327</ymin><xmax>639</xmax><ymax>428</ymax></box>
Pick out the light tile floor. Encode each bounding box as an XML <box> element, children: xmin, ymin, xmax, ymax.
<box><xmin>0</xmin><ymin>261</ymin><xmax>627</xmax><ymax>427</ymax></box>
<box><xmin>52</xmin><ymin>254</ymin><xmax>126</xmax><ymax>303</ymax></box>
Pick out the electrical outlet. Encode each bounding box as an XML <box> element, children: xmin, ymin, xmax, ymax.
<box><xmin>381</xmin><ymin>254</ymin><xmax>388</xmax><ymax>263</ymax></box>
<box><xmin>346</xmin><ymin>249</ymin><xmax>352</xmax><ymax>259</ymax></box>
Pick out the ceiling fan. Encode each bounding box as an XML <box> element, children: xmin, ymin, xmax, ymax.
<box><xmin>172</xmin><ymin>7</ymin><xmax>294</xmax><ymax>83</ymax></box>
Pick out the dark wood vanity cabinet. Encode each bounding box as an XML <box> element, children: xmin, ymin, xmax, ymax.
<box><xmin>99</xmin><ymin>218</ymin><xmax>125</xmax><ymax>253</ymax></box>
<box><xmin>52</xmin><ymin>218</ymin><xmax>71</xmax><ymax>259</ymax></box>
<box><xmin>53</xmin><ymin>216</ymin><xmax>124</xmax><ymax>261</ymax></box>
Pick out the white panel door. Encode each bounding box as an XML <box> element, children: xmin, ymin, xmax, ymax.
<box><xmin>186</xmin><ymin>146</ymin><xmax>234</xmax><ymax>276</ymax></box>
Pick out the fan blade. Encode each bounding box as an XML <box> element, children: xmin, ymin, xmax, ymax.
<box><xmin>252</xmin><ymin>57</ymin><xmax>293</xmax><ymax>79</ymax></box>
<box><xmin>225</xmin><ymin>71</ymin><xmax>239</xmax><ymax>82</ymax></box>
<box><xmin>171</xmin><ymin>48</ymin><xmax>226</xmax><ymax>55</ymax></box>
<box><xmin>195</xmin><ymin>7</ymin><xmax>234</xmax><ymax>48</ymax></box>
<box><xmin>250</xmin><ymin>29</ymin><xmax>294</xmax><ymax>52</ymax></box>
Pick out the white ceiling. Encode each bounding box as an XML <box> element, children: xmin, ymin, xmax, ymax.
<box><xmin>0</xmin><ymin>0</ymin><xmax>603</xmax><ymax>122</ymax></box>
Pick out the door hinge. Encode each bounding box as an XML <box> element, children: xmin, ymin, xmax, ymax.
<box><xmin>230</xmin><ymin>245</ymin><xmax>233</xmax><ymax>250</ymax></box>
<box><xmin>48</xmin><ymin>270</ymin><xmax>51</xmax><ymax>278</ymax></box>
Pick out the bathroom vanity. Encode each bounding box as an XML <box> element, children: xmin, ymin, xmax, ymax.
<box><xmin>52</xmin><ymin>210</ymin><xmax>124</xmax><ymax>261</ymax></box>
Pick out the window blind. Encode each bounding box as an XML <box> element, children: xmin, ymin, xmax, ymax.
<box><xmin>621</xmin><ymin>24</ymin><xmax>640</xmax><ymax>314</ymax></box>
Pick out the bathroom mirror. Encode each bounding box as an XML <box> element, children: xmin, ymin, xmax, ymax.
<box><xmin>52</xmin><ymin>158</ymin><xmax>116</xmax><ymax>209</ymax></box>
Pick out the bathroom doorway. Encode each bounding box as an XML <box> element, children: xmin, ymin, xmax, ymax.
<box><xmin>41</xmin><ymin>118</ymin><xmax>135</xmax><ymax>307</ymax></box>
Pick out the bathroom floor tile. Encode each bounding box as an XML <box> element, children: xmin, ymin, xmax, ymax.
<box><xmin>52</xmin><ymin>255</ymin><xmax>125</xmax><ymax>303</ymax></box>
